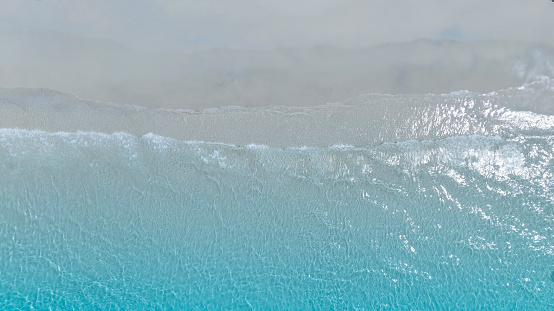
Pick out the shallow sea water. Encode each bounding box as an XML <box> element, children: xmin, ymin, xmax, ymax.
<box><xmin>1</xmin><ymin>45</ymin><xmax>554</xmax><ymax>310</ymax></box>
<box><xmin>1</xmin><ymin>125</ymin><xmax>553</xmax><ymax>309</ymax></box>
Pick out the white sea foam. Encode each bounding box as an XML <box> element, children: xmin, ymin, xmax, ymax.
<box><xmin>1</xmin><ymin>81</ymin><xmax>553</xmax><ymax>148</ymax></box>
<box><xmin>329</xmin><ymin>144</ymin><xmax>355</xmax><ymax>149</ymax></box>
<box><xmin>244</xmin><ymin>144</ymin><xmax>270</xmax><ymax>150</ymax></box>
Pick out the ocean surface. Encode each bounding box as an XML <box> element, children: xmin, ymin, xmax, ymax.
<box><xmin>1</xmin><ymin>45</ymin><xmax>554</xmax><ymax>309</ymax></box>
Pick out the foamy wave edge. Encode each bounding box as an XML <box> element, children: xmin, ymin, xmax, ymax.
<box><xmin>1</xmin><ymin>78</ymin><xmax>554</xmax><ymax>147</ymax></box>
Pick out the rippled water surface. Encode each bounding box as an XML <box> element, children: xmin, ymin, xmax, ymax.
<box><xmin>1</xmin><ymin>121</ymin><xmax>553</xmax><ymax>309</ymax></box>
<box><xmin>1</xmin><ymin>46</ymin><xmax>554</xmax><ymax>309</ymax></box>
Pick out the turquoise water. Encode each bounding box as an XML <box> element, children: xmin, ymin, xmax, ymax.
<box><xmin>1</xmin><ymin>57</ymin><xmax>554</xmax><ymax>308</ymax></box>
<box><xmin>1</xmin><ymin>123</ymin><xmax>553</xmax><ymax>308</ymax></box>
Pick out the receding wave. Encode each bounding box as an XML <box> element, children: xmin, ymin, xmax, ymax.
<box><xmin>1</xmin><ymin>74</ymin><xmax>553</xmax><ymax>148</ymax></box>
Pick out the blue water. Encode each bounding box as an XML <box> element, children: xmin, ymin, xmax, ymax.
<box><xmin>1</xmin><ymin>119</ymin><xmax>553</xmax><ymax>308</ymax></box>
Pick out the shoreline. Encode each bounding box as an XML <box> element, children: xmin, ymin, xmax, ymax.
<box><xmin>1</xmin><ymin>82</ymin><xmax>553</xmax><ymax>148</ymax></box>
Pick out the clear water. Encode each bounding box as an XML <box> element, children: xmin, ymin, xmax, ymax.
<box><xmin>1</xmin><ymin>57</ymin><xmax>554</xmax><ymax>310</ymax></box>
<box><xmin>1</xmin><ymin>128</ymin><xmax>553</xmax><ymax>309</ymax></box>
